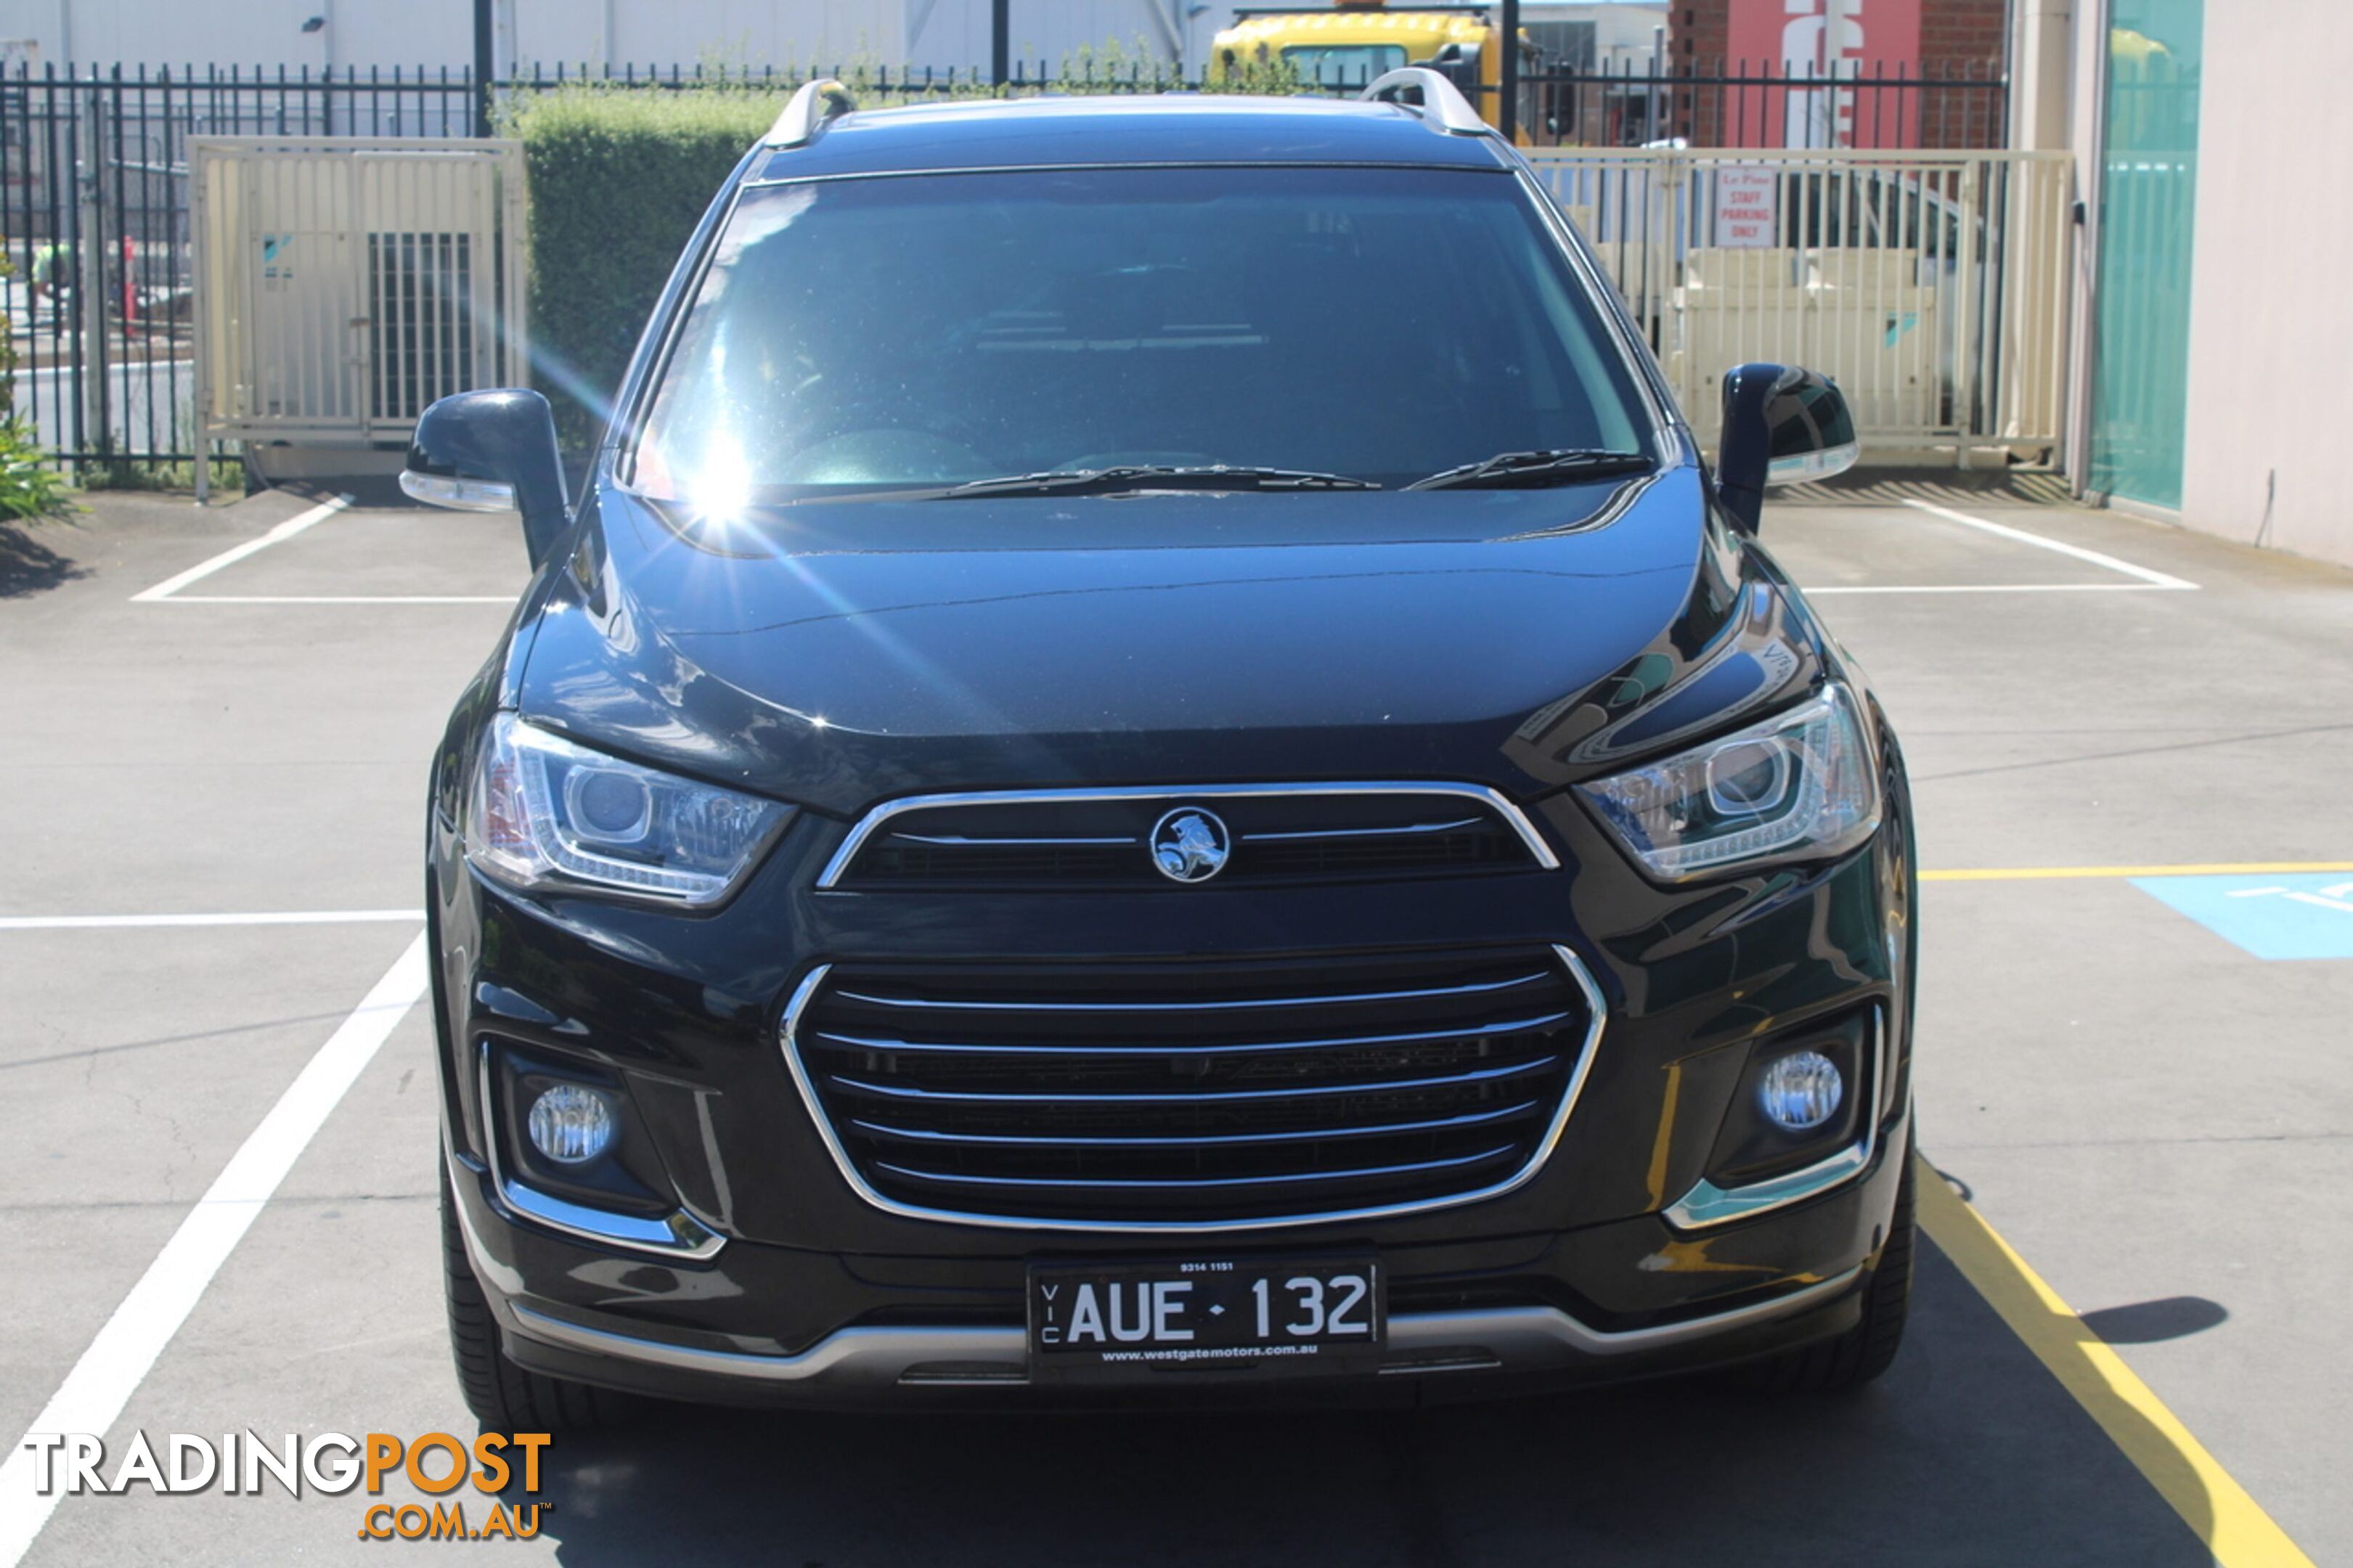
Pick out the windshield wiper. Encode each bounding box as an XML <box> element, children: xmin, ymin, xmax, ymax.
<box><xmin>1404</xmin><ymin>449</ymin><xmax>1652</xmax><ymax>491</ymax></box>
<box><xmin>934</xmin><ymin>465</ymin><xmax>1380</xmax><ymax>499</ymax></box>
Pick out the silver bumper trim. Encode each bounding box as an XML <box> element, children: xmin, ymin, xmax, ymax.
<box><xmin>497</xmin><ymin>1175</ymin><xmax>726</xmax><ymax>1260</ymax></box>
<box><xmin>510</xmin><ymin>1304</ymin><xmax>1029</xmax><ymax>1389</ymax></box>
<box><xmin>1664</xmin><ymin>1010</ymin><xmax>1891</xmax><ymax>1233</ymax></box>
<box><xmin>502</xmin><ymin>1267</ymin><xmax>1861</xmax><ymax>1390</ymax></box>
<box><xmin>473</xmin><ymin>1052</ymin><xmax>725</xmax><ymax>1260</ymax></box>
<box><xmin>1384</xmin><ymin>1265</ymin><xmax>1861</xmax><ymax>1364</ymax></box>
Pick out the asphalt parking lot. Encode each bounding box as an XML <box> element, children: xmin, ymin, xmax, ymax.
<box><xmin>1</xmin><ymin>479</ymin><xmax>2344</xmax><ymax>1565</ymax></box>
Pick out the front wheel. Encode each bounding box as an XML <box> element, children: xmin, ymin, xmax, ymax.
<box><xmin>1738</xmin><ymin>1154</ymin><xmax>1915</xmax><ymax>1395</ymax></box>
<box><xmin>440</xmin><ymin>1167</ymin><xmax>635</xmax><ymax>1431</ymax></box>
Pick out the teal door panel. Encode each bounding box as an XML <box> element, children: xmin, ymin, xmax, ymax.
<box><xmin>2089</xmin><ymin>0</ymin><xmax>2201</xmax><ymax>509</ymax></box>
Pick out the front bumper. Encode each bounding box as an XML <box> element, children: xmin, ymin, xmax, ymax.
<box><xmin>429</xmin><ymin>756</ymin><xmax>1915</xmax><ymax>1405</ymax></box>
<box><xmin>505</xmin><ymin>1274</ymin><xmax>1862</xmax><ymax>1397</ymax></box>
<box><xmin>444</xmin><ymin>1108</ymin><xmax>1909</xmax><ymax>1408</ymax></box>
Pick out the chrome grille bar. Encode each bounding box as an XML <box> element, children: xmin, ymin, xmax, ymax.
<box><xmin>877</xmin><ymin>1145</ymin><xmax>1520</xmax><ymax>1191</ymax></box>
<box><xmin>846</xmin><ymin>1101</ymin><xmax>1542</xmax><ymax>1148</ymax></box>
<box><xmin>829</xmin><ymin>970</ymin><xmax>1554</xmax><ymax>1013</ymax></box>
<box><xmin>889</xmin><ymin>832</ymin><xmax>1139</xmax><ymax>846</ymax></box>
<box><xmin>806</xmin><ymin>1008</ymin><xmax>1575</xmax><ymax>1058</ymax></box>
<box><xmin>823</xmin><ymin>1056</ymin><xmax>1561</xmax><ymax>1105</ymax></box>
<box><xmin>1241</xmin><ymin>817</ymin><xmax>1483</xmax><ymax>841</ymax></box>
<box><xmin>816</xmin><ymin>781</ymin><xmax>1560</xmax><ymax>888</ymax></box>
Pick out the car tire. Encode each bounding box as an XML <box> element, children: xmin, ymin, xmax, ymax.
<box><xmin>441</xmin><ymin>1167</ymin><xmax>635</xmax><ymax>1431</ymax></box>
<box><xmin>1737</xmin><ymin>1153</ymin><xmax>1915</xmax><ymax>1395</ymax></box>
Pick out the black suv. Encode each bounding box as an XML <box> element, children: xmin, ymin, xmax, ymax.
<box><xmin>405</xmin><ymin>72</ymin><xmax>1914</xmax><ymax>1426</ymax></box>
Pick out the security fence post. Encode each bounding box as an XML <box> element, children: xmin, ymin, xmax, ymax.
<box><xmin>76</xmin><ymin>83</ymin><xmax>110</xmax><ymax>470</ymax></box>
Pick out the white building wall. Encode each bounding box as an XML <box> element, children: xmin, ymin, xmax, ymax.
<box><xmin>2177</xmin><ymin>0</ymin><xmax>2353</xmax><ymax>568</ymax></box>
<box><xmin>0</xmin><ymin>0</ymin><xmax>1674</xmax><ymax>78</ymax></box>
<box><xmin>906</xmin><ymin>1</ymin><xmax>1202</xmax><ymax>75</ymax></box>
<box><xmin>0</xmin><ymin>0</ymin><xmax>468</xmax><ymax>71</ymax></box>
<box><xmin>589</xmin><ymin>1</ymin><xmax>905</xmax><ymax>73</ymax></box>
<box><xmin>0</xmin><ymin>0</ymin><xmax>1221</xmax><ymax>74</ymax></box>
<box><xmin>0</xmin><ymin>0</ymin><xmax>905</xmax><ymax>73</ymax></box>
<box><xmin>1522</xmin><ymin>2</ymin><xmax>1670</xmax><ymax>66</ymax></box>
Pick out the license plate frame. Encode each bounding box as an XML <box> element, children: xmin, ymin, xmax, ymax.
<box><xmin>1026</xmin><ymin>1254</ymin><xmax>1385</xmax><ymax>1384</ymax></box>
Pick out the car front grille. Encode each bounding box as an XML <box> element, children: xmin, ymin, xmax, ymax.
<box><xmin>783</xmin><ymin>947</ymin><xmax>1603</xmax><ymax>1228</ymax></box>
<box><xmin>823</xmin><ymin>788</ymin><xmax>1550</xmax><ymax>891</ymax></box>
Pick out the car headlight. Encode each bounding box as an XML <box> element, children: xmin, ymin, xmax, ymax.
<box><xmin>467</xmin><ymin>714</ymin><xmax>793</xmax><ymax>907</ymax></box>
<box><xmin>1576</xmin><ymin>683</ymin><xmax>1880</xmax><ymax>878</ymax></box>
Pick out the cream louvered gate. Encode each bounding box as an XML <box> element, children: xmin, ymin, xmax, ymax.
<box><xmin>191</xmin><ymin>136</ymin><xmax>526</xmax><ymax>484</ymax></box>
<box><xmin>1527</xmin><ymin>147</ymin><xmax>2072</xmax><ymax>462</ymax></box>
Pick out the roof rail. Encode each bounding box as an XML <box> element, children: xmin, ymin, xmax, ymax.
<box><xmin>1358</xmin><ymin>67</ymin><xmax>1489</xmax><ymax>137</ymax></box>
<box><xmin>763</xmin><ymin>78</ymin><xmax>857</xmax><ymax>149</ymax></box>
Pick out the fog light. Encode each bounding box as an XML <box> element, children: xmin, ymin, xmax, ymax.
<box><xmin>1757</xmin><ymin>1050</ymin><xmax>1843</xmax><ymax>1132</ymax></box>
<box><xmin>526</xmin><ymin>1083</ymin><xmax>616</xmax><ymax>1164</ymax></box>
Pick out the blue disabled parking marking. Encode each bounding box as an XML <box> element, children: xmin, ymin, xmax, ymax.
<box><xmin>2130</xmin><ymin>873</ymin><xmax>2353</xmax><ymax>960</ymax></box>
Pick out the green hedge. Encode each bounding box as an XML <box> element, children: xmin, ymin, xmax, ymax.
<box><xmin>0</xmin><ymin>238</ymin><xmax>69</xmax><ymax>518</ymax></box>
<box><xmin>504</xmin><ymin>87</ymin><xmax>787</xmax><ymax>457</ymax></box>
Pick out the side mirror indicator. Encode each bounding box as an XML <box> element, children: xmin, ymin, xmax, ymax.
<box><xmin>398</xmin><ymin>471</ymin><xmax>518</xmax><ymax>513</ymax></box>
<box><xmin>1714</xmin><ymin>364</ymin><xmax>1860</xmax><ymax>534</ymax></box>
<box><xmin>1766</xmin><ymin>445</ymin><xmax>1864</xmax><ymax>486</ymax></box>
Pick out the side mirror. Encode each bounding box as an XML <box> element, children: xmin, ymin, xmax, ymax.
<box><xmin>1414</xmin><ymin>42</ymin><xmax>1482</xmax><ymax>96</ymax></box>
<box><xmin>400</xmin><ymin>389</ymin><xmax>571</xmax><ymax>565</ymax></box>
<box><xmin>1713</xmin><ymin>364</ymin><xmax>1859</xmax><ymax>534</ymax></box>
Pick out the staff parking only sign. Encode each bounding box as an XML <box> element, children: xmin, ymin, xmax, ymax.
<box><xmin>1713</xmin><ymin>167</ymin><xmax>1779</xmax><ymax>248</ymax></box>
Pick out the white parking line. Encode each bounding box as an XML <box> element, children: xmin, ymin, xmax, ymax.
<box><xmin>1809</xmin><ymin>582</ymin><xmax>2179</xmax><ymax>596</ymax></box>
<box><xmin>1900</xmin><ymin>499</ymin><xmax>2200</xmax><ymax>590</ymax></box>
<box><xmin>0</xmin><ymin>934</ymin><xmax>429</xmax><ymax>1568</ymax></box>
<box><xmin>129</xmin><ymin>496</ymin><xmax>354</xmax><ymax>603</ymax></box>
<box><xmin>150</xmin><ymin>595</ymin><xmax>515</xmax><ymax>606</ymax></box>
<box><xmin>0</xmin><ymin>910</ymin><xmax>424</xmax><ymax>931</ymax></box>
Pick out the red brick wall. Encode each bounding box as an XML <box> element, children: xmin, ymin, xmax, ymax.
<box><xmin>1917</xmin><ymin>0</ymin><xmax>2008</xmax><ymax>70</ymax></box>
<box><xmin>1674</xmin><ymin>5</ymin><xmax>1729</xmax><ymax>65</ymax></box>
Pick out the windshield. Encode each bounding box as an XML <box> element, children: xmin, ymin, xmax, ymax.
<box><xmin>1280</xmin><ymin>44</ymin><xmax>1408</xmax><ymax>88</ymax></box>
<box><xmin>631</xmin><ymin>166</ymin><xmax>1650</xmax><ymax>505</ymax></box>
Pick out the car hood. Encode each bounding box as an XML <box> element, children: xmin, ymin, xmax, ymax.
<box><xmin>514</xmin><ymin>467</ymin><xmax>1818</xmax><ymax>818</ymax></box>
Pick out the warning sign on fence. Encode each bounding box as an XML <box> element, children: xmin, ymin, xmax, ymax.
<box><xmin>1713</xmin><ymin>167</ymin><xmax>1780</xmax><ymax>248</ymax></box>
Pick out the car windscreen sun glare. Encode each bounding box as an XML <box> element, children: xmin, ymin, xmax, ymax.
<box><xmin>685</xmin><ymin>432</ymin><xmax>756</xmax><ymax>526</ymax></box>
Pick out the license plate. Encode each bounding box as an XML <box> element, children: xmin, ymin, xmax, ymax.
<box><xmin>1027</xmin><ymin>1254</ymin><xmax>1384</xmax><ymax>1382</ymax></box>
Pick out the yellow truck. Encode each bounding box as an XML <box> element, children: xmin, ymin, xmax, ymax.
<box><xmin>1209</xmin><ymin>2</ymin><xmax>1540</xmax><ymax>139</ymax></box>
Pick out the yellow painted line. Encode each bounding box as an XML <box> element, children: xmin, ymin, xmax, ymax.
<box><xmin>1914</xmin><ymin>1156</ymin><xmax>2315</xmax><ymax>1567</ymax></box>
<box><xmin>1923</xmin><ymin>862</ymin><xmax>2353</xmax><ymax>882</ymax></box>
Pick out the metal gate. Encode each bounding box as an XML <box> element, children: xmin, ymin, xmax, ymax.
<box><xmin>1</xmin><ymin>67</ymin><xmax>484</xmax><ymax>469</ymax></box>
<box><xmin>190</xmin><ymin>136</ymin><xmax>525</xmax><ymax>481</ymax></box>
<box><xmin>1528</xmin><ymin>147</ymin><xmax>2072</xmax><ymax>461</ymax></box>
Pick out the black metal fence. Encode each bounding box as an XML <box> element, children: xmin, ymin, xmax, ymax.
<box><xmin>1</xmin><ymin>56</ymin><xmax>2005</xmax><ymax>470</ymax></box>
<box><xmin>2</xmin><ymin>66</ymin><xmax>480</xmax><ymax>467</ymax></box>
<box><xmin>1519</xmin><ymin>58</ymin><xmax>2009</xmax><ymax>152</ymax></box>
<box><xmin>0</xmin><ymin>60</ymin><xmax>1214</xmax><ymax>467</ymax></box>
